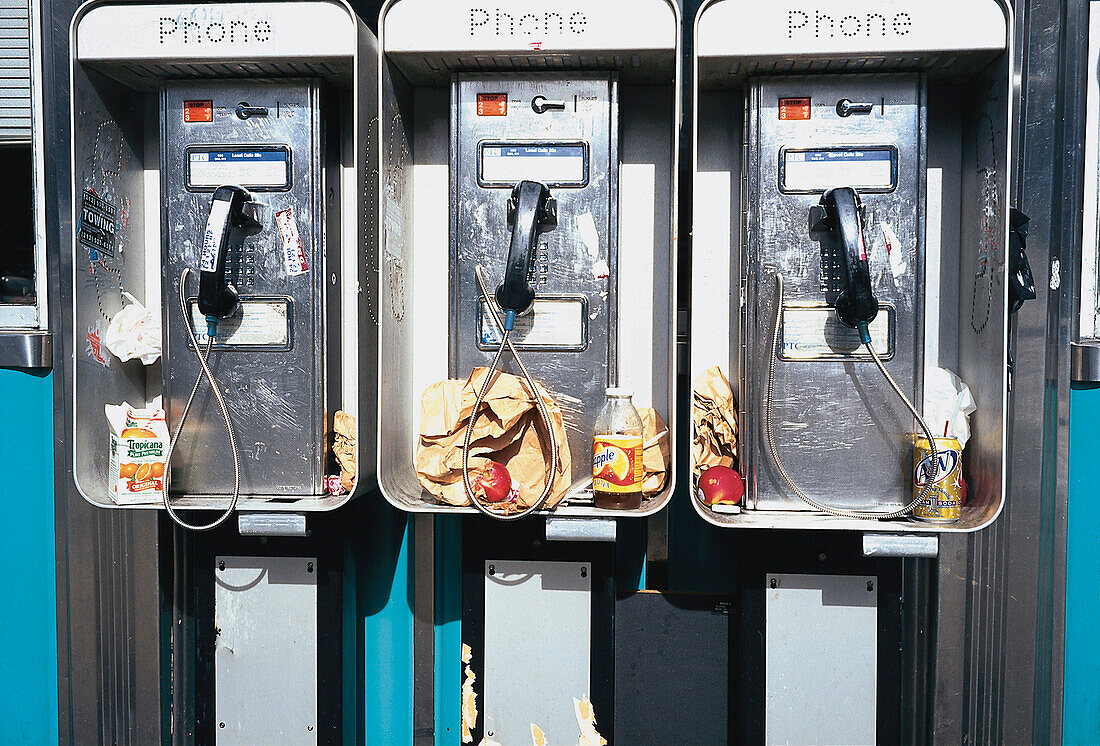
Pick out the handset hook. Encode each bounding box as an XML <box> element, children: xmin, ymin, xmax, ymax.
<box><xmin>495</xmin><ymin>180</ymin><xmax>557</xmax><ymax>321</ymax></box>
<box><xmin>815</xmin><ymin>186</ymin><xmax>879</xmax><ymax>333</ymax></box>
<box><xmin>198</xmin><ymin>185</ymin><xmax>263</xmax><ymax>321</ymax></box>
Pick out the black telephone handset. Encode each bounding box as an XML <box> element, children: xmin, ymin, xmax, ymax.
<box><xmin>816</xmin><ymin>187</ymin><xmax>878</xmax><ymax>334</ymax></box>
<box><xmin>198</xmin><ymin>185</ymin><xmax>263</xmax><ymax>321</ymax></box>
<box><xmin>496</xmin><ymin>180</ymin><xmax>557</xmax><ymax>322</ymax></box>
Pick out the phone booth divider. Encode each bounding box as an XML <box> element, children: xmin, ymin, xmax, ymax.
<box><xmin>690</xmin><ymin>0</ymin><xmax>1013</xmax><ymax>531</ymax></box>
<box><xmin>375</xmin><ymin>0</ymin><xmax>681</xmax><ymax>518</ymax></box>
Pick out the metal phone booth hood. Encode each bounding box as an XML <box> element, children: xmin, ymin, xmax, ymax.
<box><xmin>690</xmin><ymin>0</ymin><xmax>1013</xmax><ymax>532</ymax></box>
<box><xmin>376</xmin><ymin>0</ymin><xmax>680</xmax><ymax>520</ymax></box>
<box><xmin>64</xmin><ymin>0</ymin><xmax>379</xmax><ymax>520</ymax></box>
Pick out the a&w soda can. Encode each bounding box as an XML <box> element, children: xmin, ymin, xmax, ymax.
<box><xmin>912</xmin><ymin>436</ymin><xmax>963</xmax><ymax>523</ymax></box>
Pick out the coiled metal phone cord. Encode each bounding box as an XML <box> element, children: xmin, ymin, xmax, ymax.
<box><xmin>764</xmin><ymin>273</ymin><xmax>939</xmax><ymax>520</ymax></box>
<box><xmin>161</xmin><ymin>267</ymin><xmax>242</xmax><ymax>531</ymax></box>
<box><xmin>460</xmin><ymin>264</ymin><xmax>560</xmax><ymax>521</ymax></box>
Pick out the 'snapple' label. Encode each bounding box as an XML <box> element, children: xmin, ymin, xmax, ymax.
<box><xmin>593</xmin><ymin>435</ymin><xmax>642</xmax><ymax>493</ymax></box>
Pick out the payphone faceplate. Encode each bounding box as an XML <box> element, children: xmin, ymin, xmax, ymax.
<box><xmin>451</xmin><ymin>73</ymin><xmax>618</xmax><ymax>489</ymax></box>
<box><xmin>744</xmin><ymin>74</ymin><xmax>926</xmax><ymax>512</ymax></box>
<box><xmin>162</xmin><ymin>79</ymin><xmax>331</xmax><ymax>497</ymax></box>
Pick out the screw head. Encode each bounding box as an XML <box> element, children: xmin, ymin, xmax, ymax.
<box><xmin>219</xmin><ymin>722</ymin><xmax>225</xmax><ymax>729</ymax></box>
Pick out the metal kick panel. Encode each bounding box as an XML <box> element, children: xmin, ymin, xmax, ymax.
<box><xmin>214</xmin><ymin>555</ymin><xmax>318</xmax><ymax>744</ymax></box>
<box><xmin>743</xmin><ymin>74</ymin><xmax>926</xmax><ymax>512</ymax></box>
<box><xmin>765</xmin><ymin>573</ymin><xmax>878</xmax><ymax>746</ymax></box>
<box><xmin>451</xmin><ymin>73</ymin><xmax>617</xmax><ymax>488</ymax></box>
<box><xmin>484</xmin><ymin>560</ymin><xmax>591</xmax><ymax>745</ymax></box>
<box><xmin>162</xmin><ymin>79</ymin><xmax>327</xmax><ymax>497</ymax></box>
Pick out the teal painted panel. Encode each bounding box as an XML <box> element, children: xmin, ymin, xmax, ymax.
<box><xmin>346</xmin><ymin>497</ymin><xmax>413</xmax><ymax>744</ymax></box>
<box><xmin>0</xmin><ymin>369</ymin><xmax>56</xmax><ymax>743</ymax></box>
<box><xmin>1066</xmin><ymin>387</ymin><xmax>1100</xmax><ymax>745</ymax></box>
<box><xmin>434</xmin><ymin>516</ymin><xmax>462</xmax><ymax>746</ymax></box>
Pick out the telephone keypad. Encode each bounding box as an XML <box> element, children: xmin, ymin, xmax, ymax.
<box><xmin>819</xmin><ymin>244</ymin><xmax>844</xmax><ymax>297</ymax></box>
<box><xmin>538</xmin><ymin>242</ymin><xmax>549</xmax><ymax>286</ymax></box>
<box><xmin>230</xmin><ymin>245</ymin><xmax>258</xmax><ymax>288</ymax></box>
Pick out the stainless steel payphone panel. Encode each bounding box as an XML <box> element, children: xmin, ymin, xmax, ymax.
<box><xmin>162</xmin><ymin>79</ymin><xmax>333</xmax><ymax>497</ymax></box>
<box><xmin>451</xmin><ymin>73</ymin><xmax>618</xmax><ymax>488</ymax></box>
<box><xmin>743</xmin><ymin>74</ymin><xmax>926</xmax><ymax>512</ymax></box>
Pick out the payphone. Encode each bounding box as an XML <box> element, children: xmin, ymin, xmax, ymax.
<box><xmin>692</xmin><ymin>0</ymin><xmax>1012</xmax><ymax>531</ymax></box>
<box><xmin>376</xmin><ymin>0</ymin><xmax>679</xmax><ymax>520</ymax></box>
<box><xmin>65</xmin><ymin>0</ymin><xmax>377</xmax><ymax>525</ymax></box>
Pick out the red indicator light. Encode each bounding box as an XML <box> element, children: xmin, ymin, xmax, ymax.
<box><xmin>477</xmin><ymin>93</ymin><xmax>508</xmax><ymax>116</ymax></box>
<box><xmin>184</xmin><ymin>100</ymin><xmax>213</xmax><ymax>123</ymax></box>
<box><xmin>779</xmin><ymin>98</ymin><xmax>811</xmax><ymax>121</ymax></box>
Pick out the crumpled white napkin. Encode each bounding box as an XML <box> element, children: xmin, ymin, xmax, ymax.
<box><xmin>922</xmin><ymin>367</ymin><xmax>977</xmax><ymax>448</ymax></box>
<box><xmin>104</xmin><ymin>292</ymin><xmax>161</xmax><ymax>365</ymax></box>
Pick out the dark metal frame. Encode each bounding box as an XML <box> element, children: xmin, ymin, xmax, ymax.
<box><xmin>45</xmin><ymin>0</ymin><xmax>165</xmax><ymax>740</ymax></box>
<box><xmin>930</xmin><ymin>0</ymin><xmax>1076</xmax><ymax>740</ymax></box>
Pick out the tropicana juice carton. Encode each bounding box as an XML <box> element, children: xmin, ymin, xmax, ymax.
<box><xmin>106</xmin><ymin>398</ymin><xmax>168</xmax><ymax>504</ymax></box>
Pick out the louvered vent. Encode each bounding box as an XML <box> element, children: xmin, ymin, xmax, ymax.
<box><xmin>0</xmin><ymin>0</ymin><xmax>30</xmax><ymax>143</ymax></box>
<box><xmin>116</xmin><ymin>60</ymin><xmax>344</xmax><ymax>80</ymax></box>
<box><xmin>726</xmin><ymin>55</ymin><xmax>960</xmax><ymax>78</ymax></box>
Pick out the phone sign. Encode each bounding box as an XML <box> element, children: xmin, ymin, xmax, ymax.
<box><xmin>477</xmin><ymin>93</ymin><xmax>508</xmax><ymax>116</ymax></box>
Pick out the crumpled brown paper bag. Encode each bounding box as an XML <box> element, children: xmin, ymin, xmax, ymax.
<box><xmin>416</xmin><ymin>368</ymin><xmax>572</xmax><ymax>510</ymax></box>
<box><xmin>639</xmin><ymin>408</ymin><xmax>670</xmax><ymax>497</ymax></box>
<box><xmin>692</xmin><ymin>366</ymin><xmax>739</xmax><ymax>477</ymax></box>
<box><xmin>333</xmin><ymin>410</ymin><xmax>356</xmax><ymax>492</ymax></box>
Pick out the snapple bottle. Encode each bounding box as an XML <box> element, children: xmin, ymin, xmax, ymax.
<box><xmin>593</xmin><ymin>388</ymin><xmax>644</xmax><ymax>510</ymax></box>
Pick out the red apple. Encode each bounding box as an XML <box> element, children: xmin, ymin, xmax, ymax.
<box><xmin>475</xmin><ymin>461</ymin><xmax>512</xmax><ymax>503</ymax></box>
<box><xmin>698</xmin><ymin>466</ymin><xmax>744</xmax><ymax>506</ymax></box>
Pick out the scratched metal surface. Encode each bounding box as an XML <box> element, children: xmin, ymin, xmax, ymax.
<box><xmin>743</xmin><ymin>74</ymin><xmax>926</xmax><ymax>512</ymax></box>
<box><xmin>70</xmin><ymin>65</ymin><xmax>149</xmax><ymax>503</ymax></box>
<box><xmin>162</xmin><ymin>79</ymin><xmax>326</xmax><ymax>497</ymax></box>
<box><xmin>450</xmin><ymin>73</ymin><xmax>618</xmax><ymax>492</ymax></box>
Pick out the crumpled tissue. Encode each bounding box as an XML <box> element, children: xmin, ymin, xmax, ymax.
<box><xmin>104</xmin><ymin>293</ymin><xmax>161</xmax><ymax>365</ymax></box>
<box><xmin>922</xmin><ymin>367</ymin><xmax>977</xmax><ymax>448</ymax></box>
